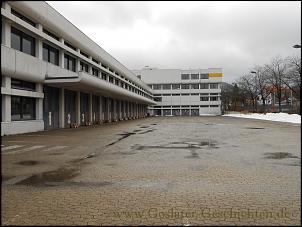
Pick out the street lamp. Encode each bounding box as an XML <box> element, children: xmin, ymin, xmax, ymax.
<box><xmin>293</xmin><ymin>44</ymin><xmax>301</xmax><ymax>48</ymax></box>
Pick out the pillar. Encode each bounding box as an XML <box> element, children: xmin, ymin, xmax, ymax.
<box><xmin>59</xmin><ymin>38</ymin><xmax>65</xmax><ymax>68</ymax></box>
<box><xmin>2</xmin><ymin>76</ymin><xmax>11</xmax><ymax>122</ymax></box>
<box><xmin>36</xmin><ymin>24</ymin><xmax>43</xmax><ymax>59</ymax></box>
<box><xmin>36</xmin><ymin>83</ymin><xmax>43</xmax><ymax>120</ymax></box>
<box><xmin>2</xmin><ymin>2</ymin><xmax>11</xmax><ymax>48</ymax></box>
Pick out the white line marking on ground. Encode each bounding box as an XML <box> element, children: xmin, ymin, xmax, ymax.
<box><xmin>2</xmin><ymin>145</ymin><xmax>24</xmax><ymax>151</ymax></box>
<box><xmin>4</xmin><ymin>145</ymin><xmax>45</xmax><ymax>154</ymax></box>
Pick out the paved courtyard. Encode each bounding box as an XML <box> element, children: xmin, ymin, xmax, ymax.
<box><xmin>1</xmin><ymin>116</ymin><xmax>301</xmax><ymax>225</ymax></box>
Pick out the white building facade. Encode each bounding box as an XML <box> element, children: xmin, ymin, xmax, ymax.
<box><xmin>132</xmin><ymin>67</ymin><xmax>223</xmax><ymax>116</ymax></box>
<box><xmin>1</xmin><ymin>1</ymin><xmax>155</xmax><ymax>136</ymax></box>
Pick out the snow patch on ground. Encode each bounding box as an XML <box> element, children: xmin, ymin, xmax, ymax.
<box><xmin>224</xmin><ymin>112</ymin><xmax>301</xmax><ymax>124</ymax></box>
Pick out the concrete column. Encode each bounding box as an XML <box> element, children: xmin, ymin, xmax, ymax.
<box><xmin>2</xmin><ymin>76</ymin><xmax>11</xmax><ymax>122</ymax></box>
<box><xmin>89</xmin><ymin>93</ymin><xmax>93</xmax><ymax>122</ymax></box>
<box><xmin>59</xmin><ymin>38</ymin><xmax>65</xmax><ymax>68</ymax></box>
<box><xmin>2</xmin><ymin>3</ymin><xmax>11</xmax><ymax>48</ymax></box>
<box><xmin>59</xmin><ymin>88</ymin><xmax>65</xmax><ymax>128</ymax></box>
<box><xmin>76</xmin><ymin>91</ymin><xmax>81</xmax><ymax>124</ymax></box>
<box><xmin>76</xmin><ymin>49</ymin><xmax>81</xmax><ymax>72</ymax></box>
<box><xmin>88</xmin><ymin>56</ymin><xmax>93</xmax><ymax>75</ymax></box>
<box><xmin>36</xmin><ymin>24</ymin><xmax>43</xmax><ymax>59</ymax></box>
<box><xmin>113</xmin><ymin>99</ymin><xmax>117</xmax><ymax>121</ymax></box>
<box><xmin>35</xmin><ymin>83</ymin><xmax>43</xmax><ymax>120</ymax></box>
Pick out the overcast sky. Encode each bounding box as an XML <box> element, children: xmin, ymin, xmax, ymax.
<box><xmin>47</xmin><ymin>1</ymin><xmax>301</xmax><ymax>82</ymax></box>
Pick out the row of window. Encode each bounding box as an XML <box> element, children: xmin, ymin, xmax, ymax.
<box><xmin>154</xmin><ymin>96</ymin><xmax>220</xmax><ymax>102</ymax></box>
<box><xmin>153</xmin><ymin>93</ymin><xmax>220</xmax><ymax>97</ymax></box>
<box><xmin>181</xmin><ymin>73</ymin><xmax>209</xmax><ymax>80</ymax></box>
<box><xmin>11</xmin><ymin>96</ymin><xmax>36</xmax><ymax>121</ymax></box>
<box><xmin>150</xmin><ymin>83</ymin><xmax>219</xmax><ymax>90</ymax></box>
<box><xmin>9</xmin><ymin>25</ymin><xmax>152</xmax><ymax>99</ymax></box>
<box><xmin>152</xmin><ymin>105</ymin><xmax>220</xmax><ymax>108</ymax></box>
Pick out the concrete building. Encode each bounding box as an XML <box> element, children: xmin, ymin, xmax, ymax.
<box><xmin>1</xmin><ymin>1</ymin><xmax>156</xmax><ymax>136</ymax></box>
<box><xmin>132</xmin><ymin>67</ymin><xmax>223</xmax><ymax>116</ymax></box>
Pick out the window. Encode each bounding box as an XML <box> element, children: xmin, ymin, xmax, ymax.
<box><xmin>80</xmin><ymin>62</ymin><xmax>89</xmax><ymax>72</ymax></box>
<box><xmin>115</xmin><ymin>79</ymin><xmax>119</xmax><ymax>86</ymax></box>
<box><xmin>200</xmin><ymin>105</ymin><xmax>209</xmax><ymax>108</ymax></box>
<box><xmin>92</xmin><ymin>58</ymin><xmax>99</xmax><ymax>64</ymax></box>
<box><xmin>153</xmin><ymin>84</ymin><xmax>161</xmax><ymax>90</ymax></box>
<box><xmin>200</xmin><ymin>93</ymin><xmax>209</xmax><ymax>96</ymax></box>
<box><xmin>80</xmin><ymin>51</ymin><xmax>89</xmax><ymax>58</ymax></box>
<box><xmin>191</xmin><ymin>74</ymin><xmax>199</xmax><ymax>79</ymax></box>
<box><xmin>109</xmin><ymin>76</ymin><xmax>114</xmax><ymax>83</ymax></box>
<box><xmin>200</xmin><ymin>83</ymin><xmax>209</xmax><ymax>89</ymax></box>
<box><xmin>109</xmin><ymin>68</ymin><xmax>114</xmax><ymax>73</ymax></box>
<box><xmin>200</xmin><ymin>97</ymin><xmax>209</xmax><ymax>101</ymax></box>
<box><xmin>191</xmin><ymin>93</ymin><xmax>199</xmax><ymax>96</ymax></box>
<box><xmin>181</xmin><ymin>84</ymin><xmax>190</xmax><ymax>89</ymax></box>
<box><xmin>210</xmin><ymin>96</ymin><xmax>219</xmax><ymax>101</ymax></box>
<box><xmin>11</xmin><ymin>27</ymin><xmax>35</xmax><ymax>56</ymax></box>
<box><xmin>101</xmin><ymin>63</ymin><xmax>108</xmax><ymax>68</ymax></box>
<box><xmin>163</xmin><ymin>94</ymin><xmax>171</xmax><ymax>96</ymax></box>
<box><xmin>163</xmin><ymin>84</ymin><xmax>171</xmax><ymax>90</ymax></box>
<box><xmin>137</xmin><ymin>75</ymin><xmax>142</xmax><ymax>80</ymax></box>
<box><xmin>172</xmin><ymin>84</ymin><xmax>180</xmax><ymax>90</ymax></box>
<box><xmin>43</xmin><ymin>43</ymin><xmax>59</xmax><ymax>65</ymax></box>
<box><xmin>181</xmin><ymin>93</ymin><xmax>189</xmax><ymax>96</ymax></box>
<box><xmin>101</xmin><ymin>72</ymin><xmax>107</xmax><ymax>80</ymax></box>
<box><xmin>11</xmin><ymin>79</ymin><xmax>36</xmax><ymax>91</ymax></box>
<box><xmin>64</xmin><ymin>54</ymin><xmax>76</xmax><ymax>72</ymax></box>
<box><xmin>120</xmin><ymin>82</ymin><xmax>124</xmax><ymax>88</ymax></box>
<box><xmin>64</xmin><ymin>41</ymin><xmax>76</xmax><ymax>51</ymax></box>
<box><xmin>191</xmin><ymin>84</ymin><xmax>199</xmax><ymax>89</ymax></box>
<box><xmin>11</xmin><ymin>96</ymin><xmax>36</xmax><ymax>121</ymax></box>
<box><xmin>200</xmin><ymin>73</ymin><xmax>209</xmax><ymax>79</ymax></box>
<box><xmin>210</xmin><ymin>83</ymin><xmax>219</xmax><ymax>89</ymax></box>
<box><xmin>210</xmin><ymin>93</ymin><xmax>218</xmax><ymax>96</ymax></box>
<box><xmin>210</xmin><ymin>105</ymin><xmax>219</xmax><ymax>107</ymax></box>
<box><xmin>11</xmin><ymin>9</ymin><xmax>36</xmax><ymax>27</ymax></box>
<box><xmin>172</xmin><ymin>94</ymin><xmax>180</xmax><ymax>96</ymax></box>
<box><xmin>92</xmin><ymin>68</ymin><xmax>99</xmax><ymax>77</ymax></box>
<box><xmin>181</xmin><ymin>74</ymin><xmax>190</xmax><ymax>80</ymax></box>
<box><xmin>43</xmin><ymin>28</ymin><xmax>59</xmax><ymax>41</ymax></box>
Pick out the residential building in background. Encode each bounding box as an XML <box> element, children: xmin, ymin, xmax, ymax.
<box><xmin>132</xmin><ymin>67</ymin><xmax>223</xmax><ymax>116</ymax></box>
<box><xmin>1</xmin><ymin>1</ymin><xmax>155</xmax><ymax>136</ymax></box>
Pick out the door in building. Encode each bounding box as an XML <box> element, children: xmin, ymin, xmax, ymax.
<box><xmin>80</xmin><ymin>92</ymin><xmax>89</xmax><ymax>126</ymax></box>
<box><xmin>92</xmin><ymin>95</ymin><xmax>100</xmax><ymax>124</ymax></box>
<box><xmin>43</xmin><ymin>85</ymin><xmax>59</xmax><ymax>130</ymax></box>
<box><xmin>64</xmin><ymin>89</ymin><xmax>76</xmax><ymax>127</ymax></box>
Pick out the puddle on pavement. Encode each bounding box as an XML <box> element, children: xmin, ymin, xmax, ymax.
<box><xmin>140</xmin><ymin>125</ymin><xmax>150</xmax><ymax>128</ymax></box>
<box><xmin>106</xmin><ymin>163</ymin><xmax>117</xmax><ymax>167</ymax></box>
<box><xmin>185</xmin><ymin>150</ymin><xmax>200</xmax><ymax>159</ymax></box>
<box><xmin>44</xmin><ymin>181</ymin><xmax>113</xmax><ymax>187</ymax></box>
<box><xmin>16</xmin><ymin>166</ymin><xmax>80</xmax><ymax>186</ymax></box>
<box><xmin>264</xmin><ymin>152</ymin><xmax>299</xmax><ymax>159</ymax></box>
<box><xmin>133</xmin><ymin>129</ymin><xmax>141</xmax><ymax>132</ymax></box>
<box><xmin>48</xmin><ymin>152</ymin><xmax>64</xmax><ymax>156</ymax></box>
<box><xmin>151</xmin><ymin>123</ymin><xmax>157</xmax><ymax>125</ymax></box>
<box><xmin>246</xmin><ymin>127</ymin><xmax>265</xmax><ymax>130</ymax></box>
<box><xmin>132</xmin><ymin>139</ymin><xmax>219</xmax><ymax>152</ymax></box>
<box><xmin>15</xmin><ymin>160</ymin><xmax>39</xmax><ymax>166</ymax></box>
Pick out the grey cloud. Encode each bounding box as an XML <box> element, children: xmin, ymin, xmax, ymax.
<box><xmin>47</xmin><ymin>1</ymin><xmax>301</xmax><ymax>82</ymax></box>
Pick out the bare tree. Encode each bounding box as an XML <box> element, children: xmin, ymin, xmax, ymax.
<box><xmin>251</xmin><ymin>65</ymin><xmax>272</xmax><ymax>112</ymax></box>
<box><xmin>237</xmin><ymin>74</ymin><xmax>259</xmax><ymax>112</ymax></box>
<box><xmin>264</xmin><ymin>56</ymin><xmax>287</xmax><ymax>112</ymax></box>
<box><xmin>284</xmin><ymin>55</ymin><xmax>301</xmax><ymax>98</ymax></box>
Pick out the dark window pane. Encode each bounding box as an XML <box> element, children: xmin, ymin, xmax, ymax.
<box><xmin>11</xmin><ymin>28</ymin><xmax>21</xmax><ymax>51</ymax></box>
<box><xmin>22</xmin><ymin>35</ymin><xmax>35</xmax><ymax>56</ymax></box>
<box><xmin>22</xmin><ymin>97</ymin><xmax>36</xmax><ymax>120</ymax></box>
<box><xmin>49</xmin><ymin>49</ymin><xmax>56</xmax><ymax>65</ymax></box>
<box><xmin>11</xmin><ymin>79</ymin><xmax>35</xmax><ymax>91</ymax></box>
<box><xmin>64</xmin><ymin>56</ymin><xmax>68</xmax><ymax>69</ymax></box>
<box><xmin>11</xmin><ymin>96</ymin><xmax>21</xmax><ymax>121</ymax></box>
<box><xmin>43</xmin><ymin>44</ymin><xmax>48</xmax><ymax>62</ymax></box>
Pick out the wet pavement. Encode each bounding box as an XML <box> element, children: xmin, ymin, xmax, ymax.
<box><xmin>1</xmin><ymin>116</ymin><xmax>301</xmax><ymax>225</ymax></box>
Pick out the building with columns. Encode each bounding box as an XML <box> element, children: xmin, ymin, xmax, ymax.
<box><xmin>132</xmin><ymin>67</ymin><xmax>223</xmax><ymax>116</ymax></box>
<box><xmin>1</xmin><ymin>1</ymin><xmax>155</xmax><ymax>136</ymax></box>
